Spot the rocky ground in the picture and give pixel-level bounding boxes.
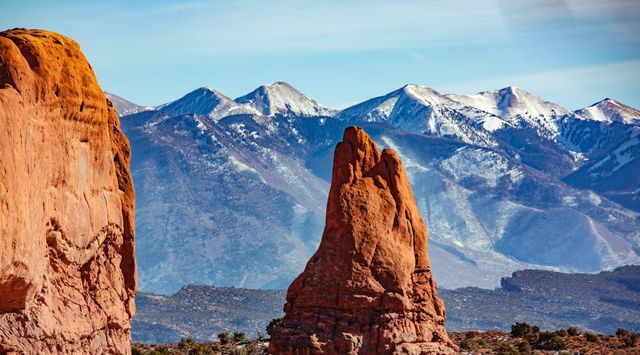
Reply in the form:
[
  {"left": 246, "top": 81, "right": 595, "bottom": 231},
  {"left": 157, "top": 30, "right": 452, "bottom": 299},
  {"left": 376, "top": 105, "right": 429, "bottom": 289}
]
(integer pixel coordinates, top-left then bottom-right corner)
[{"left": 132, "top": 327, "right": 640, "bottom": 354}]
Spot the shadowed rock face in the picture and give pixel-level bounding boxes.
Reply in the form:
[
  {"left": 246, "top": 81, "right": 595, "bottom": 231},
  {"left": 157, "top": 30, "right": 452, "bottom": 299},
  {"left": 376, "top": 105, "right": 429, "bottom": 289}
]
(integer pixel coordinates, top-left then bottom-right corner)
[
  {"left": 0, "top": 29, "right": 136, "bottom": 354},
  {"left": 269, "top": 127, "right": 456, "bottom": 354}
]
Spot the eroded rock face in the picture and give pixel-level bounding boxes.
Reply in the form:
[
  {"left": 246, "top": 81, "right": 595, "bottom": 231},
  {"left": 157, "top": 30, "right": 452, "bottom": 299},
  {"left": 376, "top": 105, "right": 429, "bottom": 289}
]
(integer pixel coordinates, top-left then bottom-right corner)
[
  {"left": 0, "top": 29, "right": 136, "bottom": 354},
  {"left": 269, "top": 127, "right": 457, "bottom": 354}
]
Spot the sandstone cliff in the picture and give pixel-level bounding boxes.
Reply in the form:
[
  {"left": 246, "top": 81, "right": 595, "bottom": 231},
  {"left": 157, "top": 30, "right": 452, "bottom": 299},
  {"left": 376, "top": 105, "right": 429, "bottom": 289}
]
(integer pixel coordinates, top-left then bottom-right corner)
[
  {"left": 0, "top": 28, "right": 136, "bottom": 354},
  {"left": 269, "top": 127, "right": 456, "bottom": 354}
]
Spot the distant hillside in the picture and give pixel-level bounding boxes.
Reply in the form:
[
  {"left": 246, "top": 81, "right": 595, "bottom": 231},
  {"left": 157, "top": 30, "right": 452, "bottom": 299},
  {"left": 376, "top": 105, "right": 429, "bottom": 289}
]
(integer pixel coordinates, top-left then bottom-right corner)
[
  {"left": 442, "top": 265, "right": 640, "bottom": 333},
  {"left": 133, "top": 286, "right": 285, "bottom": 343},
  {"left": 132, "top": 266, "right": 640, "bottom": 343}
]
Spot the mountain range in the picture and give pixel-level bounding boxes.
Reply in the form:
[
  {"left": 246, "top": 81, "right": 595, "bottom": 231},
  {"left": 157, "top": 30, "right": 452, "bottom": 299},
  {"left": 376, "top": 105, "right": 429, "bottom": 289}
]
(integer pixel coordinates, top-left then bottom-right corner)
[{"left": 111, "top": 82, "right": 640, "bottom": 294}]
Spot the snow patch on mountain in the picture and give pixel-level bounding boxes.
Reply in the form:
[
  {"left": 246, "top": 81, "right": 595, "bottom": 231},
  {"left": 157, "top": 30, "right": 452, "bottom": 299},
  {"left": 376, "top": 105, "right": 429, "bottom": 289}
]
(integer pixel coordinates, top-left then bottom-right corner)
[
  {"left": 449, "top": 86, "right": 570, "bottom": 139},
  {"left": 575, "top": 98, "right": 640, "bottom": 125},
  {"left": 379, "top": 136, "right": 429, "bottom": 174},
  {"left": 337, "top": 84, "right": 508, "bottom": 147},
  {"left": 440, "top": 147, "right": 524, "bottom": 188},
  {"left": 235, "top": 81, "right": 337, "bottom": 117},
  {"left": 159, "top": 87, "right": 258, "bottom": 120}
]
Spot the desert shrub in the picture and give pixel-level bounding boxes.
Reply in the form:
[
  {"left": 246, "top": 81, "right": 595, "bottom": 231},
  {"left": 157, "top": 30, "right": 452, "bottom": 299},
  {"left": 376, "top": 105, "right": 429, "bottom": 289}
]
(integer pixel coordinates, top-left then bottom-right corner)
[
  {"left": 496, "top": 342, "right": 520, "bottom": 355},
  {"left": 567, "top": 326, "right": 579, "bottom": 336},
  {"left": 465, "top": 331, "right": 481, "bottom": 338},
  {"left": 511, "top": 323, "right": 541, "bottom": 343},
  {"left": 584, "top": 332, "right": 598, "bottom": 342},
  {"left": 616, "top": 328, "right": 630, "bottom": 337},
  {"left": 218, "top": 332, "right": 231, "bottom": 345},
  {"left": 266, "top": 318, "right": 282, "bottom": 337},
  {"left": 148, "top": 347, "right": 171, "bottom": 355},
  {"left": 233, "top": 331, "right": 246, "bottom": 341},
  {"left": 554, "top": 329, "right": 568, "bottom": 337},
  {"left": 230, "top": 348, "right": 248, "bottom": 355},
  {"left": 511, "top": 322, "right": 533, "bottom": 337},
  {"left": 189, "top": 342, "right": 218, "bottom": 355},
  {"left": 516, "top": 340, "right": 533, "bottom": 354},
  {"left": 535, "top": 332, "right": 566, "bottom": 350},
  {"left": 243, "top": 341, "right": 267, "bottom": 354},
  {"left": 131, "top": 348, "right": 144, "bottom": 355},
  {"left": 459, "top": 337, "right": 480, "bottom": 351},
  {"left": 624, "top": 333, "right": 640, "bottom": 347},
  {"left": 179, "top": 337, "right": 198, "bottom": 349}
]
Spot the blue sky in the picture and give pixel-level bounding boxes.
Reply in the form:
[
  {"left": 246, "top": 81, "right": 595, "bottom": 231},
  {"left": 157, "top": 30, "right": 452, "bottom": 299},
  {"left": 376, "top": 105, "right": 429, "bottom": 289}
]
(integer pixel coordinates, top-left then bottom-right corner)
[{"left": 2, "top": 0, "right": 639, "bottom": 109}]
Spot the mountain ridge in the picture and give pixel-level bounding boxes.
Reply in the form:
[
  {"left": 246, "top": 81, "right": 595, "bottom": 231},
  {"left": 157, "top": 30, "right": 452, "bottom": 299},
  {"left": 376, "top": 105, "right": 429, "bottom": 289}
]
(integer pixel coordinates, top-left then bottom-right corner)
[{"left": 114, "top": 83, "right": 640, "bottom": 294}]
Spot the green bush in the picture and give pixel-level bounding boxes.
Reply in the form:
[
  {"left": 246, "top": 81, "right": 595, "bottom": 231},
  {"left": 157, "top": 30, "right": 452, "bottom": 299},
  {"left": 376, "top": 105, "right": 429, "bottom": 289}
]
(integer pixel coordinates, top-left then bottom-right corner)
[
  {"left": 496, "top": 342, "right": 519, "bottom": 355},
  {"left": 459, "top": 337, "right": 480, "bottom": 351},
  {"left": 554, "top": 329, "right": 568, "bottom": 337},
  {"left": 511, "top": 322, "right": 534, "bottom": 337},
  {"left": 218, "top": 332, "right": 231, "bottom": 345},
  {"left": 148, "top": 347, "right": 171, "bottom": 355},
  {"left": 567, "top": 326, "right": 579, "bottom": 336},
  {"left": 511, "top": 322, "right": 541, "bottom": 343},
  {"left": 179, "top": 337, "right": 198, "bottom": 349},
  {"left": 616, "top": 328, "right": 630, "bottom": 337},
  {"left": 624, "top": 333, "right": 640, "bottom": 347},
  {"left": 516, "top": 340, "right": 533, "bottom": 354},
  {"left": 233, "top": 331, "right": 246, "bottom": 342},
  {"left": 584, "top": 332, "right": 598, "bottom": 342},
  {"left": 189, "top": 342, "right": 218, "bottom": 355},
  {"left": 535, "top": 332, "right": 566, "bottom": 350},
  {"left": 266, "top": 318, "right": 282, "bottom": 337}
]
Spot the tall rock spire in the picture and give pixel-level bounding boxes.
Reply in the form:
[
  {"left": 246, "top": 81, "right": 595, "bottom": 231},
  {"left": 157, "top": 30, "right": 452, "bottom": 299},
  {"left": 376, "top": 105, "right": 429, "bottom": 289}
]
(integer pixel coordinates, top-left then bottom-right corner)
[{"left": 269, "top": 127, "right": 456, "bottom": 354}]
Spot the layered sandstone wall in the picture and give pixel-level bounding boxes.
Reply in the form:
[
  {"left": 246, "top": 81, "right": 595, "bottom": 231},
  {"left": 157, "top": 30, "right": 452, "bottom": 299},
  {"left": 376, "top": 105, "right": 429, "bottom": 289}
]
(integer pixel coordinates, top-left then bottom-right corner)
[{"left": 0, "top": 28, "right": 136, "bottom": 354}]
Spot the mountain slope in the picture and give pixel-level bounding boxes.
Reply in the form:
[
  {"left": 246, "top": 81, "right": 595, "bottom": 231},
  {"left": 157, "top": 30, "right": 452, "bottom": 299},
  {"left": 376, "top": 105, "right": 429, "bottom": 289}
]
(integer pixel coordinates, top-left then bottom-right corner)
[
  {"left": 448, "top": 86, "right": 571, "bottom": 140},
  {"left": 235, "top": 81, "right": 336, "bottom": 117},
  {"left": 336, "top": 84, "right": 507, "bottom": 148},
  {"left": 576, "top": 98, "right": 640, "bottom": 125},
  {"left": 119, "top": 84, "right": 640, "bottom": 295},
  {"left": 106, "top": 92, "right": 152, "bottom": 116},
  {"left": 158, "top": 87, "right": 257, "bottom": 120}
]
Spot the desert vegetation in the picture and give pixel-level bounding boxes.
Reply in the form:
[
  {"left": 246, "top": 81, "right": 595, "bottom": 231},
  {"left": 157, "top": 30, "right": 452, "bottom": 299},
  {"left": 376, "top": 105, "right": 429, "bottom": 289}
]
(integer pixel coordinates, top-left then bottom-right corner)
[{"left": 131, "top": 323, "right": 640, "bottom": 354}]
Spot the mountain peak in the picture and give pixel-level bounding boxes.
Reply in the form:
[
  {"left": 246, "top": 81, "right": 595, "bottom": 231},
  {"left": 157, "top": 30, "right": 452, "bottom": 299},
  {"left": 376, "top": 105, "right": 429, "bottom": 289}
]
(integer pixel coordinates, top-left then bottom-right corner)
[
  {"left": 576, "top": 98, "right": 640, "bottom": 125},
  {"left": 235, "top": 82, "right": 336, "bottom": 117},
  {"left": 158, "top": 87, "right": 256, "bottom": 119},
  {"left": 393, "top": 84, "right": 450, "bottom": 106},
  {"left": 105, "top": 92, "right": 153, "bottom": 117},
  {"left": 267, "top": 81, "right": 296, "bottom": 89}
]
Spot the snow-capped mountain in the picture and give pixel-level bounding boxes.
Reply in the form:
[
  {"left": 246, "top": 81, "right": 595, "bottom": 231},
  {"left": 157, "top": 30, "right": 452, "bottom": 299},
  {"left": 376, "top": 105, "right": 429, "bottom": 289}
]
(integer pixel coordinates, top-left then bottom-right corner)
[
  {"left": 575, "top": 98, "right": 640, "bottom": 125},
  {"left": 336, "top": 84, "right": 508, "bottom": 147},
  {"left": 158, "top": 87, "right": 258, "bottom": 120},
  {"left": 106, "top": 92, "right": 153, "bottom": 116},
  {"left": 448, "top": 86, "right": 571, "bottom": 140},
  {"left": 116, "top": 83, "right": 640, "bottom": 295},
  {"left": 235, "top": 81, "right": 337, "bottom": 117}
]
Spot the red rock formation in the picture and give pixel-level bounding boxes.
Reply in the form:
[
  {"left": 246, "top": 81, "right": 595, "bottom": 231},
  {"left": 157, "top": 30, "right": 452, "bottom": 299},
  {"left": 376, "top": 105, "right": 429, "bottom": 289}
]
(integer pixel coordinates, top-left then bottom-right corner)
[
  {"left": 269, "top": 127, "right": 456, "bottom": 354},
  {"left": 0, "top": 29, "right": 136, "bottom": 354}
]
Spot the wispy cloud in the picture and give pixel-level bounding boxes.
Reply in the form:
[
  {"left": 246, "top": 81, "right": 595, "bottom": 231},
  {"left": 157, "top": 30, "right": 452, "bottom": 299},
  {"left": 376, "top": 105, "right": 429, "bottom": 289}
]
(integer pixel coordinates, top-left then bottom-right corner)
[
  {"left": 2, "top": 0, "right": 638, "bottom": 108},
  {"left": 96, "top": 0, "right": 639, "bottom": 56}
]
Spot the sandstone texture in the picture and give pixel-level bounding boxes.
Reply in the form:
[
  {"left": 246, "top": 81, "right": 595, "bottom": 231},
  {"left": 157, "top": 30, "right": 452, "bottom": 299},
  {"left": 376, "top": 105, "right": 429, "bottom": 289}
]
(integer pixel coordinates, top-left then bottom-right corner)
[
  {"left": 269, "top": 127, "right": 456, "bottom": 354},
  {"left": 0, "top": 29, "right": 136, "bottom": 354}
]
